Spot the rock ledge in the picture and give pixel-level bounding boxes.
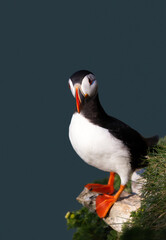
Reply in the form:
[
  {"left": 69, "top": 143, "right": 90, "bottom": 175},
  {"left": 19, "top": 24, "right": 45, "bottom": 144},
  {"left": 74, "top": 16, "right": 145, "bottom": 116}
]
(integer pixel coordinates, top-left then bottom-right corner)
[
  {"left": 77, "top": 188, "right": 141, "bottom": 232},
  {"left": 77, "top": 170, "right": 145, "bottom": 232}
]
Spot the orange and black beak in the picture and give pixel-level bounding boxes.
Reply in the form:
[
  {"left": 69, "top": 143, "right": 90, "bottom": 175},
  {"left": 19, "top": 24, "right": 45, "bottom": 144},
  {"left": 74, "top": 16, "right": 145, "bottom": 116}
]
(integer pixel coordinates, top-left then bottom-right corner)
[
  {"left": 75, "top": 86, "right": 88, "bottom": 113},
  {"left": 75, "top": 87, "right": 82, "bottom": 113}
]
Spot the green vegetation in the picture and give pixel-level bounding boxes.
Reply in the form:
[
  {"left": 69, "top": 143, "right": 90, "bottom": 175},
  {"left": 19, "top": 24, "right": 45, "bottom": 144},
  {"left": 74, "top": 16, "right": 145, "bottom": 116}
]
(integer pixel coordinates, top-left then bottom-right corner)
[
  {"left": 65, "top": 207, "right": 118, "bottom": 240},
  {"left": 66, "top": 137, "right": 166, "bottom": 240},
  {"left": 122, "top": 137, "right": 166, "bottom": 239}
]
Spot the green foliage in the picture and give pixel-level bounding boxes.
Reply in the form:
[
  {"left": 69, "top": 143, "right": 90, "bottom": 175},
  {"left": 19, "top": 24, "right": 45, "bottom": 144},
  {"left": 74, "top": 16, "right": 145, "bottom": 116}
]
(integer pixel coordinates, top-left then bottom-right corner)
[
  {"left": 121, "top": 137, "right": 166, "bottom": 239},
  {"left": 120, "top": 227, "right": 166, "bottom": 240},
  {"left": 65, "top": 207, "right": 118, "bottom": 240}
]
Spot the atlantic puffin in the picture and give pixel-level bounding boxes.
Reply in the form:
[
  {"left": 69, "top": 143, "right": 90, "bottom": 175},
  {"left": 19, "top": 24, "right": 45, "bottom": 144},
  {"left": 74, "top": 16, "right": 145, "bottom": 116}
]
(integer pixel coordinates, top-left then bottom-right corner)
[{"left": 68, "top": 70, "right": 158, "bottom": 218}]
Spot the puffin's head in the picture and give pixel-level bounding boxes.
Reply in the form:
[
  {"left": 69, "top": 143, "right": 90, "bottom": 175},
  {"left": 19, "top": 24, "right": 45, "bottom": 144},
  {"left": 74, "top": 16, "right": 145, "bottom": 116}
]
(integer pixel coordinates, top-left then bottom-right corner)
[{"left": 68, "top": 70, "right": 98, "bottom": 113}]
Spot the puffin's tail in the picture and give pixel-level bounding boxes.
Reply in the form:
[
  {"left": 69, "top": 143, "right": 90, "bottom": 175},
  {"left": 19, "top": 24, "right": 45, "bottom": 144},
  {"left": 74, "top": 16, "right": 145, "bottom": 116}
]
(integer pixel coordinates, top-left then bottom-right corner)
[{"left": 145, "top": 135, "right": 159, "bottom": 147}]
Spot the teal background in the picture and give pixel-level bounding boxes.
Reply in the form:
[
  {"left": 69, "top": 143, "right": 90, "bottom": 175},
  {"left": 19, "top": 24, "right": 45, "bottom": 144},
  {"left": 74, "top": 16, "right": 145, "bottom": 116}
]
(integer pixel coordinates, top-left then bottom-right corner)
[{"left": 0, "top": 1, "right": 166, "bottom": 239}]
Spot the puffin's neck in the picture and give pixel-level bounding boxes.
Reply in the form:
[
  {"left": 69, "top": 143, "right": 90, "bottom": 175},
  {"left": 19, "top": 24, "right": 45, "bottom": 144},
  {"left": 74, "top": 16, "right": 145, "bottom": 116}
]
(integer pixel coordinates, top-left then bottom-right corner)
[{"left": 80, "top": 94, "right": 108, "bottom": 122}]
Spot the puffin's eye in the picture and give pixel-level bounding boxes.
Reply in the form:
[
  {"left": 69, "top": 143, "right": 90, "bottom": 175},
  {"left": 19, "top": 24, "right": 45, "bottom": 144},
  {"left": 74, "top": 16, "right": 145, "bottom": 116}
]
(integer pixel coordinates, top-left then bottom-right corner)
[{"left": 88, "top": 78, "right": 93, "bottom": 85}]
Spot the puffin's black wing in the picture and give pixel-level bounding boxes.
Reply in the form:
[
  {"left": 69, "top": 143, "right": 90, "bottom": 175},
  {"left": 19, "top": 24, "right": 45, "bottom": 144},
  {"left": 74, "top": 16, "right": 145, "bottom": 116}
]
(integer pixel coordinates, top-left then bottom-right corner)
[
  {"left": 106, "top": 116, "right": 148, "bottom": 170},
  {"left": 82, "top": 94, "right": 158, "bottom": 170}
]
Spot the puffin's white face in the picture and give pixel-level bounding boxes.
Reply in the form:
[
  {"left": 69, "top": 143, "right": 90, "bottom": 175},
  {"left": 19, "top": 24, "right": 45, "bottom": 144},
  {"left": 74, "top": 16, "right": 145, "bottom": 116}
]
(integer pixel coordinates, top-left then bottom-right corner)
[
  {"left": 68, "top": 73, "right": 98, "bottom": 98},
  {"left": 68, "top": 72, "right": 98, "bottom": 113}
]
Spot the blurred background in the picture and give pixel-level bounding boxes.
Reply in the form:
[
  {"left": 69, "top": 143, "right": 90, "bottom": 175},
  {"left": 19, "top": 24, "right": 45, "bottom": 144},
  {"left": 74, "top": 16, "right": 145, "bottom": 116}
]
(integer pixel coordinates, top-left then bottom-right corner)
[{"left": 0, "top": 1, "right": 166, "bottom": 239}]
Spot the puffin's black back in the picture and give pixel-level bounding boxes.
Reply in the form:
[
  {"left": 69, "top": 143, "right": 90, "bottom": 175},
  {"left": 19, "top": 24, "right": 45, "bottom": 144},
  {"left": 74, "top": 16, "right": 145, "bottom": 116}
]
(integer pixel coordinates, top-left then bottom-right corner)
[{"left": 81, "top": 94, "right": 150, "bottom": 170}]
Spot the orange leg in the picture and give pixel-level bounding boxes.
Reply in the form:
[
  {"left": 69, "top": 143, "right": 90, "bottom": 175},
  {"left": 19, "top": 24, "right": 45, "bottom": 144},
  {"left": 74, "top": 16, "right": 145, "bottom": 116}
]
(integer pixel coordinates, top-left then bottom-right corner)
[
  {"left": 85, "top": 172, "right": 115, "bottom": 194},
  {"left": 96, "top": 184, "right": 126, "bottom": 218}
]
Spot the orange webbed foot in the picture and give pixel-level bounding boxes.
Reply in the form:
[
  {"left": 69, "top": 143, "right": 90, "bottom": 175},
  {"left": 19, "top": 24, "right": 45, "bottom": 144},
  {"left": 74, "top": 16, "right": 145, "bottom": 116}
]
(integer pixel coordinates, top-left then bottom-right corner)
[
  {"left": 85, "top": 172, "right": 115, "bottom": 195},
  {"left": 96, "top": 184, "right": 126, "bottom": 218},
  {"left": 85, "top": 183, "right": 114, "bottom": 194},
  {"left": 96, "top": 194, "right": 116, "bottom": 218}
]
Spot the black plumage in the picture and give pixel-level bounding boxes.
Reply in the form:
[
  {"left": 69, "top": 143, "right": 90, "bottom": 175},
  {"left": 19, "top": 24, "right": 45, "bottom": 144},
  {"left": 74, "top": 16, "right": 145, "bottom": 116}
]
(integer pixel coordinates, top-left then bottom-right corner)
[{"left": 81, "top": 93, "right": 158, "bottom": 170}]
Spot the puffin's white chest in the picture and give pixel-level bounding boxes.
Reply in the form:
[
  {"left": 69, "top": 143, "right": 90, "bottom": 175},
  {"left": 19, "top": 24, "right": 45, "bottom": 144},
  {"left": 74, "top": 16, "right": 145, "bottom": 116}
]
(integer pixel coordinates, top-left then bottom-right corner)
[{"left": 69, "top": 113, "right": 130, "bottom": 173}]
